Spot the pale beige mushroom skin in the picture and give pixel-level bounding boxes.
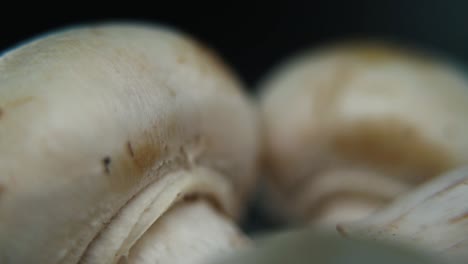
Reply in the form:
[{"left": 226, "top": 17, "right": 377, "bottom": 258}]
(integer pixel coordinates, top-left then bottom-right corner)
[
  {"left": 213, "top": 229, "right": 447, "bottom": 264},
  {"left": 259, "top": 42, "right": 468, "bottom": 227},
  {"left": 337, "top": 166, "right": 468, "bottom": 262},
  {"left": 0, "top": 23, "right": 259, "bottom": 263},
  {"left": 127, "top": 200, "right": 248, "bottom": 264}
]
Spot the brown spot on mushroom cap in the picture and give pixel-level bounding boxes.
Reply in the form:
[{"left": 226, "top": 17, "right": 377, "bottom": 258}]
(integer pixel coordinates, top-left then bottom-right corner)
[
  {"left": 336, "top": 224, "right": 348, "bottom": 238},
  {"left": 349, "top": 45, "right": 410, "bottom": 64},
  {"left": 0, "top": 96, "right": 35, "bottom": 121},
  {"left": 126, "top": 141, "right": 134, "bottom": 158},
  {"left": 449, "top": 212, "right": 468, "bottom": 224},
  {"left": 128, "top": 138, "right": 161, "bottom": 172},
  {"left": 387, "top": 210, "right": 410, "bottom": 229},
  {"left": 168, "top": 88, "right": 176, "bottom": 97},
  {"left": 327, "top": 42, "right": 433, "bottom": 67},
  {"left": 100, "top": 135, "right": 164, "bottom": 192},
  {"left": 177, "top": 56, "right": 186, "bottom": 64},
  {"left": 102, "top": 157, "right": 111, "bottom": 174},
  {"left": 5, "top": 96, "right": 34, "bottom": 109},
  {"left": 331, "top": 118, "right": 454, "bottom": 184}
]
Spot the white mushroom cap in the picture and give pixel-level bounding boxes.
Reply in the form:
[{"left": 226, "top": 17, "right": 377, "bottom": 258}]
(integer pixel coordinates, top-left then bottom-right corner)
[
  {"left": 259, "top": 42, "right": 468, "bottom": 226},
  {"left": 0, "top": 23, "right": 259, "bottom": 263}
]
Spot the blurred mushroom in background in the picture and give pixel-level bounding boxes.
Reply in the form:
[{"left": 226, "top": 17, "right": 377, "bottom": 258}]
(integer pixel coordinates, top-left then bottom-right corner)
[{"left": 258, "top": 41, "right": 468, "bottom": 228}]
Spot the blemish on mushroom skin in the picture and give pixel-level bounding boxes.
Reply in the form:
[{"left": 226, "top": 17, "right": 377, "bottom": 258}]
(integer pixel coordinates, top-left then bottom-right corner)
[
  {"left": 168, "top": 88, "right": 176, "bottom": 97},
  {"left": 449, "top": 211, "right": 468, "bottom": 224},
  {"left": 102, "top": 156, "right": 111, "bottom": 174},
  {"left": 331, "top": 118, "right": 454, "bottom": 184},
  {"left": 107, "top": 134, "right": 165, "bottom": 191},
  {"left": 135, "top": 51, "right": 156, "bottom": 74},
  {"left": 330, "top": 43, "right": 433, "bottom": 67},
  {"left": 112, "top": 47, "right": 152, "bottom": 75},
  {"left": 350, "top": 46, "right": 405, "bottom": 64},
  {"left": 108, "top": 141, "right": 159, "bottom": 191},
  {"left": 130, "top": 141, "right": 161, "bottom": 171},
  {"left": 0, "top": 96, "right": 35, "bottom": 120},
  {"left": 387, "top": 212, "right": 409, "bottom": 228},
  {"left": 0, "top": 184, "right": 5, "bottom": 197},
  {"left": 177, "top": 56, "right": 187, "bottom": 64},
  {"left": 3, "top": 96, "right": 34, "bottom": 109},
  {"left": 336, "top": 224, "right": 348, "bottom": 238},
  {"left": 432, "top": 177, "right": 468, "bottom": 198},
  {"left": 126, "top": 141, "right": 134, "bottom": 158}
]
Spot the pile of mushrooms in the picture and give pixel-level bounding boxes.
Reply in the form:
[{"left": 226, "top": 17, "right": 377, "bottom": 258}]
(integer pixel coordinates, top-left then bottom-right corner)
[{"left": 1, "top": 22, "right": 468, "bottom": 264}]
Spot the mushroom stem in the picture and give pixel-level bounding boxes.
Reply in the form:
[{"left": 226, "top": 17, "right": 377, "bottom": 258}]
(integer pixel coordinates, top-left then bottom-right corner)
[{"left": 127, "top": 200, "right": 248, "bottom": 264}]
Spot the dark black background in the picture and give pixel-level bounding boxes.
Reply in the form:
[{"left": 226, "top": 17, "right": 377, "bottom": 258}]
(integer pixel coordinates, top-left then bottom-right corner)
[{"left": 1, "top": 0, "right": 468, "bottom": 92}]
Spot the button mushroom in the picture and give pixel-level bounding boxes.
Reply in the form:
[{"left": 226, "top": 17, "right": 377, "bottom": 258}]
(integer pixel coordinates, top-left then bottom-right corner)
[
  {"left": 337, "top": 166, "right": 468, "bottom": 262},
  {"left": 0, "top": 23, "right": 259, "bottom": 264},
  {"left": 259, "top": 42, "right": 468, "bottom": 227},
  {"left": 213, "top": 229, "right": 448, "bottom": 264}
]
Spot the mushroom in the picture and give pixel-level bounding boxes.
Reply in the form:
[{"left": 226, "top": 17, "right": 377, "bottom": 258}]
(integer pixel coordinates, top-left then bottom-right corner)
[
  {"left": 337, "top": 166, "right": 468, "bottom": 262},
  {"left": 0, "top": 23, "right": 259, "bottom": 264},
  {"left": 213, "top": 229, "right": 448, "bottom": 264},
  {"left": 258, "top": 42, "right": 468, "bottom": 227}
]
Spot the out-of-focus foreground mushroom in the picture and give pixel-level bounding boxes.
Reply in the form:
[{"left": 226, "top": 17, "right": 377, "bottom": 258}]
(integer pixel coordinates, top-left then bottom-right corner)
[
  {"left": 259, "top": 42, "right": 468, "bottom": 227},
  {"left": 211, "top": 229, "right": 449, "bottom": 264},
  {"left": 0, "top": 23, "right": 259, "bottom": 264}
]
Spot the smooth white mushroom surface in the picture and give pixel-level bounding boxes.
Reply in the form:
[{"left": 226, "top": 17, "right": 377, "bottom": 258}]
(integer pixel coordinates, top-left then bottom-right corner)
[
  {"left": 0, "top": 23, "right": 259, "bottom": 264},
  {"left": 213, "top": 229, "right": 448, "bottom": 264},
  {"left": 259, "top": 42, "right": 468, "bottom": 227},
  {"left": 127, "top": 200, "right": 247, "bottom": 264}
]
